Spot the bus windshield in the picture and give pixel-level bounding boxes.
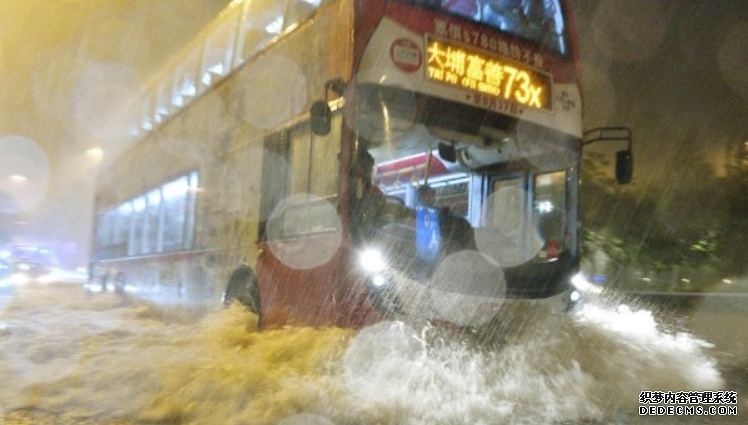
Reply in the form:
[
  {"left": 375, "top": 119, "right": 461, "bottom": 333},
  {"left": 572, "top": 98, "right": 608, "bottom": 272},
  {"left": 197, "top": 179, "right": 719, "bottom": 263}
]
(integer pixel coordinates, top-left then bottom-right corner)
[
  {"left": 400, "top": 0, "right": 568, "bottom": 55},
  {"left": 356, "top": 123, "right": 578, "bottom": 277}
]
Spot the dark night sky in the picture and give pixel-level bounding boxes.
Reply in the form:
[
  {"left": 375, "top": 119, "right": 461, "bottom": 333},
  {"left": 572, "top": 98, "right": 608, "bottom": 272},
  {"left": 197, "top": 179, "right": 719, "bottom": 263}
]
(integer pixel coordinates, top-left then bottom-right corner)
[{"left": 572, "top": 0, "right": 748, "bottom": 184}]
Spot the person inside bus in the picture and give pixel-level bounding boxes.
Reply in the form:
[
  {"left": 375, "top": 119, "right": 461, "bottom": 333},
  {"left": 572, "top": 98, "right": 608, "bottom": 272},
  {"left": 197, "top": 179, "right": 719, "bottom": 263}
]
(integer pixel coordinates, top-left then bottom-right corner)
[
  {"left": 481, "top": 0, "right": 527, "bottom": 33},
  {"left": 417, "top": 185, "right": 474, "bottom": 252},
  {"left": 353, "top": 149, "right": 386, "bottom": 241}
]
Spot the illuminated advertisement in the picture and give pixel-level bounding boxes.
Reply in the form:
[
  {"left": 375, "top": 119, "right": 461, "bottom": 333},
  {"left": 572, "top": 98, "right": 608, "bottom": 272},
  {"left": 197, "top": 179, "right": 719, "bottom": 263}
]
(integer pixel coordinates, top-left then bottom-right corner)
[{"left": 426, "top": 37, "right": 553, "bottom": 111}]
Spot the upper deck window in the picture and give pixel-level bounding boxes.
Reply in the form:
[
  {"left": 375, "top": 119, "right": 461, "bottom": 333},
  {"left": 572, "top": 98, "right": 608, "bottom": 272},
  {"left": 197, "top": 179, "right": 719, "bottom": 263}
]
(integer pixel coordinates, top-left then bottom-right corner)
[{"left": 403, "top": 0, "right": 567, "bottom": 56}]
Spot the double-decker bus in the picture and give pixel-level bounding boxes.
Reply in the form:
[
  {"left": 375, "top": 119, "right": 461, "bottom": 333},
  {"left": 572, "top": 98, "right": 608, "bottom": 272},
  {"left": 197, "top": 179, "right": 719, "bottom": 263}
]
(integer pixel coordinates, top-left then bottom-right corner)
[{"left": 91, "top": 0, "right": 630, "bottom": 328}]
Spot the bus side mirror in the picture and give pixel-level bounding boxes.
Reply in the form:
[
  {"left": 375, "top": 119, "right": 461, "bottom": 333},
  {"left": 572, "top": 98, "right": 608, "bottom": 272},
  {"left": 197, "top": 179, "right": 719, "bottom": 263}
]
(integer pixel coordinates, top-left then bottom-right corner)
[
  {"left": 310, "top": 101, "right": 331, "bottom": 136},
  {"left": 438, "top": 142, "right": 457, "bottom": 163},
  {"left": 583, "top": 127, "right": 634, "bottom": 184},
  {"left": 616, "top": 150, "right": 633, "bottom": 184}
]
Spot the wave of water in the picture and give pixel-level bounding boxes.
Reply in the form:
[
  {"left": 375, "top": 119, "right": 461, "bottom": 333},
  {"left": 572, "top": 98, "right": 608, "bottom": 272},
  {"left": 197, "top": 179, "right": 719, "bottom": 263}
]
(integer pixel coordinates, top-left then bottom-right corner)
[{"left": 0, "top": 285, "right": 730, "bottom": 424}]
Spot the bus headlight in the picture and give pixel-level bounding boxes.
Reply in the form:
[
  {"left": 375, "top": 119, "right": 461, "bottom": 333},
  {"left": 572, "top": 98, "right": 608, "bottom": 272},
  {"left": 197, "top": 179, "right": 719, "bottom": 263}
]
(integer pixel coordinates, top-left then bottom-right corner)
[
  {"left": 359, "top": 249, "right": 387, "bottom": 274},
  {"left": 570, "top": 290, "right": 581, "bottom": 302},
  {"left": 566, "top": 289, "right": 582, "bottom": 311}
]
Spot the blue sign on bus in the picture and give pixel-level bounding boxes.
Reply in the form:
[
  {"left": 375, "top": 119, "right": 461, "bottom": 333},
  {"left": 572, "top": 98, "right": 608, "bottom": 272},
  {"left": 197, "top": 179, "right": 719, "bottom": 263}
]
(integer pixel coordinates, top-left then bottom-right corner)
[{"left": 416, "top": 206, "right": 440, "bottom": 262}]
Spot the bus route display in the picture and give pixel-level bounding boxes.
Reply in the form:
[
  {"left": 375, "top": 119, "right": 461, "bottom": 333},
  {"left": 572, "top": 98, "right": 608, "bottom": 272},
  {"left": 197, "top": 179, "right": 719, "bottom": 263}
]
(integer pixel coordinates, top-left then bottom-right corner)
[{"left": 426, "top": 37, "right": 552, "bottom": 111}]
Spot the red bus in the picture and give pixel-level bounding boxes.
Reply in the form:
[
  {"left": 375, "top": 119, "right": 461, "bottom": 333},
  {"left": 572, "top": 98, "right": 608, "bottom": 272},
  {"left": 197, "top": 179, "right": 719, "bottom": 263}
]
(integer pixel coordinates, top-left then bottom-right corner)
[{"left": 91, "top": 0, "right": 630, "bottom": 328}]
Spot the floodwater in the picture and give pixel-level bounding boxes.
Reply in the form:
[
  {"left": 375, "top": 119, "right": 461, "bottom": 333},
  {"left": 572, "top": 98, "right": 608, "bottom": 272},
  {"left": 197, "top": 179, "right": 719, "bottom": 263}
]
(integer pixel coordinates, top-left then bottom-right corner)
[{"left": 0, "top": 282, "right": 745, "bottom": 425}]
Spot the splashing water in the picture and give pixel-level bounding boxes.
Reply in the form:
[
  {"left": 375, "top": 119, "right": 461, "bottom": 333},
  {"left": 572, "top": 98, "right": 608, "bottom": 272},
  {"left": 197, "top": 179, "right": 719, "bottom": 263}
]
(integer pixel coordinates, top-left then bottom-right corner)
[{"left": 0, "top": 284, "right": 730, "bottom": 424}]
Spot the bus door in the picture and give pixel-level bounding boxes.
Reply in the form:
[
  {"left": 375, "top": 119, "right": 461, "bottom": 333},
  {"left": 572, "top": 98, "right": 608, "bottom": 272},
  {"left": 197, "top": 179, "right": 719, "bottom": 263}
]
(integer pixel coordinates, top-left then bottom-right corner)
[
  {"left": 483, "top": 169, "right": 569, "bottom": 267},
  {"left": 254, "top": 114, "right": 347, "bottom": 328}
]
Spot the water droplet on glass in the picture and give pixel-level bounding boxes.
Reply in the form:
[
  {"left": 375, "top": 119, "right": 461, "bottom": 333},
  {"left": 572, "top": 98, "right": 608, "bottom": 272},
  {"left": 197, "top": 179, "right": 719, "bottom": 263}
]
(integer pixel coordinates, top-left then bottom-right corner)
[
  {"left": 429, "top": 251, "right": 506, "bottom": 325},
  {"left": 475, "top": 186, "right": 542, "bottom": 267},
  {"left": 0, "top": 136, "right": 49, "bottom": 213},
  {"left": 266, "top": 194, "right": 342, "bottom": 269}
]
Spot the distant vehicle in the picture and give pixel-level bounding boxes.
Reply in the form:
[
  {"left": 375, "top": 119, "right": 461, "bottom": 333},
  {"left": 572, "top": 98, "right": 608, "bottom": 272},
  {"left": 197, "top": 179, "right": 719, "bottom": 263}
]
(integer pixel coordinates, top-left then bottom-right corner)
[
  {"left": 90, "top": 0, "right": 631, "bottom": 329},
  {"left": 1, "top": 244, "right": 57, "bottom": 285}
]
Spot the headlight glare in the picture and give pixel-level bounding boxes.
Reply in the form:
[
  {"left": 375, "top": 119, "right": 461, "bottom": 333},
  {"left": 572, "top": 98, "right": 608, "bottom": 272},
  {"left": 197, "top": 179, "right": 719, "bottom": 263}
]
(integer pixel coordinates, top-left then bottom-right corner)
[
  {"left": 371, "top": 274, "right": 387, "bottom": 288},
  {"left": 359, "top": 249, "right": 387, "bottom": 274}
]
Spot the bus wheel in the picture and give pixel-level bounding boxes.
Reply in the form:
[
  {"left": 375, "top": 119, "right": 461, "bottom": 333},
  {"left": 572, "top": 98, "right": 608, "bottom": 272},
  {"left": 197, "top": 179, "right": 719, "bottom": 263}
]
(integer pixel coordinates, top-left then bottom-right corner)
[{"left": 224, "top": 266, "right": 262, "bottom": 316}]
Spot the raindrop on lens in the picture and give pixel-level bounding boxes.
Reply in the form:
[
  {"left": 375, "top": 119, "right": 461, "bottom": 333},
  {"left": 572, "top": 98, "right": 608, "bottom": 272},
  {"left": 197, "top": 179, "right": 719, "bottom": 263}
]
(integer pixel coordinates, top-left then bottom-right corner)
[
  {"left": 266, "top": 194, "right": 342, "bottom": 269},
  {"left": 475, "top": 186, "right": 543, "bottom": 267},
  {"left": 429, "top": 251, "right": 506, "bottom": 325},
  {"left": 0, "top": 136, "right": 49, "bottom": 214}
]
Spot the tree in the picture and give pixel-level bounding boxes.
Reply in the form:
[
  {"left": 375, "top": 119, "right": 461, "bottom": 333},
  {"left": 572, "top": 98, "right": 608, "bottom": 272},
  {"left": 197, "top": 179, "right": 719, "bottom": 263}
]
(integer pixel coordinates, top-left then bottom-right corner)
[
  {"left": 719, "top": 139, "right": 748, "bottom": 275},
  {"left": 581, "top": 148, "right": 724, "bottom": 292}
]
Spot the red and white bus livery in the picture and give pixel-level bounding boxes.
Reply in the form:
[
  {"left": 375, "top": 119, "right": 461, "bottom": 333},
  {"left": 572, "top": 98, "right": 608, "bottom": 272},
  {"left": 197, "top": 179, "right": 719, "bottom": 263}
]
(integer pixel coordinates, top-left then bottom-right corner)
[{"left": 91, "top": 0, "right": 629, "bottom": 329}]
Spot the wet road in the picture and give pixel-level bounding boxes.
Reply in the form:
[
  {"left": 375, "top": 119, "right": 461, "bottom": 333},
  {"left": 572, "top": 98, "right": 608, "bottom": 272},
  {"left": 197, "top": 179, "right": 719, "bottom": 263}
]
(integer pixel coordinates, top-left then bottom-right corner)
[
  {"left": 1, "top": 280, "right": 746, "bottom": 424},
  {"left": 3, "top": 408, "right": 140, "bottom": 425}
]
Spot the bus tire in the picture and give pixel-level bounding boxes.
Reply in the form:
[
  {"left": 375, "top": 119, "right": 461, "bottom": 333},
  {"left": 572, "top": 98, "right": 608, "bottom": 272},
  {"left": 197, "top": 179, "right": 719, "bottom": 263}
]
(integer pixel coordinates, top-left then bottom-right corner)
[{"left": 224, "top": 266, "right": 262, "bottom": 318}]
